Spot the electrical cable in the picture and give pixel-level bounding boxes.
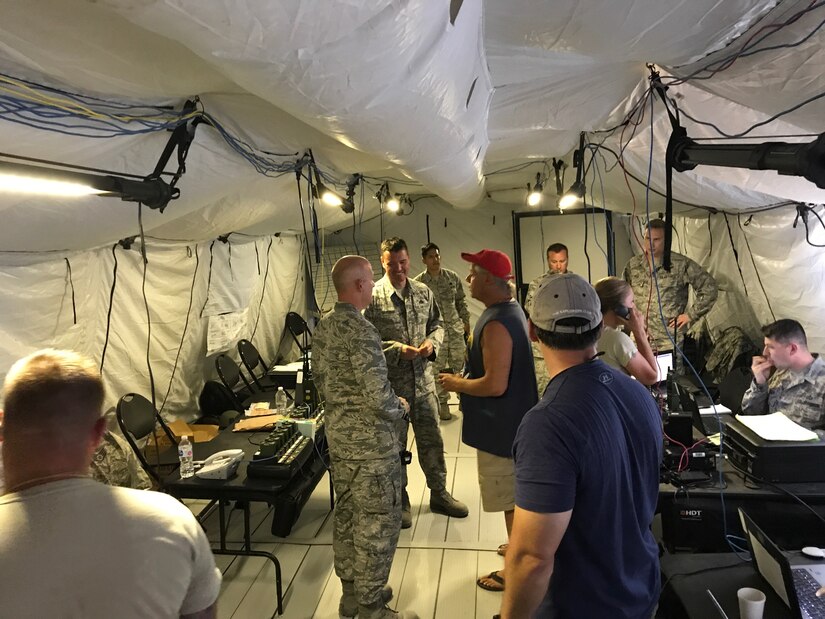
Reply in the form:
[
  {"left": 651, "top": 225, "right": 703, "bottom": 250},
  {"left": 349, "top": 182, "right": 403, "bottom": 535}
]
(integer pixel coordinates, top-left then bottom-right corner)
[
  {"left": 158, "top": 244, "right": 200, "bottom": 415},
  {"left": 250, "top": 237, "right": 274, "bottom": 341},
  {"left": 63, "top": 257, "right": 76, "bottom": 324},
  {"left": 99, "top": 243, "right": 119, "bottom": 374},
  {"left": 722, "top": 214, "right": 750, "bottom": 298},
  {"left": 199, "top": 240, "right": 216, "bottom": 317},
  {"left": 666, "top": 0, "right": 825, "bottom": 84},
  {"left": 795, "top": 204, "right": 825, "bottom": 247},
  {"left": 727, "top": 459, "right": 825, "bottom": 531},
  {"left": 137, "top": 203, "right": 157, "bottom": 409},
  {"left": 735, "top": 215, "right": 776, "bottom": 322}
]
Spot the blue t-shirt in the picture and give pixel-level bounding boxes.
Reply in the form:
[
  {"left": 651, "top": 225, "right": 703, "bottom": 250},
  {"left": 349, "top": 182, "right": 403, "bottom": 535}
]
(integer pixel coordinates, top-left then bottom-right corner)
[{"left": 513, "top": 359, "right": 662, "bottom": 619}]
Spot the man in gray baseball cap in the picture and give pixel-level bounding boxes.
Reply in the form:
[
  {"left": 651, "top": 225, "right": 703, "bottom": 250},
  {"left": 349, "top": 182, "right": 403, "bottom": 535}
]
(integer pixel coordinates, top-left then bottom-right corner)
[{"left": 499, "top": 273, "right": 663, "bottom": 619}]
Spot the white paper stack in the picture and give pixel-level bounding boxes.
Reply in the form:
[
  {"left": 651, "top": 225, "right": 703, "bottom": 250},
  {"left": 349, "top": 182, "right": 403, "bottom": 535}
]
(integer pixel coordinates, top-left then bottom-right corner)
[{"left": 735, "top": 412, "right": 819, "bottom": 442}]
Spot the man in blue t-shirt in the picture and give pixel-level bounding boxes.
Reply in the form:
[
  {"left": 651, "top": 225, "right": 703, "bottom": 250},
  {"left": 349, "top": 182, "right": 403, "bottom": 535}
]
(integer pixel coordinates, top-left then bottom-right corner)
[{"left": 500, "top": 273, "right": 662, "bottom": 619}]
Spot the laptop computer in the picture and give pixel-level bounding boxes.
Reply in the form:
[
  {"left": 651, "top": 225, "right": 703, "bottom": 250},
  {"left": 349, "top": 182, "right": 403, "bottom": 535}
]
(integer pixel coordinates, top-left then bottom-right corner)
[
  {"left": 656, "top": 351, "right": 674, "bottom": 382},
  {"left": 675, "top": 384, "right": 730, "bottom": 436},
  {"left": 740, "top": 508, "right": 825, "bottom": 618}
]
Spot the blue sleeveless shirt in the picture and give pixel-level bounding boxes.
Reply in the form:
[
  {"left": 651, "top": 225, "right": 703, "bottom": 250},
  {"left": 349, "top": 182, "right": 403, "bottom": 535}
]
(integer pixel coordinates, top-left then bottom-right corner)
[{"left": 460, "top": 299, "right": 538, "bottom": 457}]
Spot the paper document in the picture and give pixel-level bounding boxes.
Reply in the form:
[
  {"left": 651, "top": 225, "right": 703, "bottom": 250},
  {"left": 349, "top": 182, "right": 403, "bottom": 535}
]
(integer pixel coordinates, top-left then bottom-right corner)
[
  {"left": 735, "top": 412, "right": 820, "bottom": 442},
  {"left": 233, "top": 414, "right": 285, "bottom": 431},
  {"left": 269, "top": 361, "right": 302, "bottom": 373},
  {"left": 700, "top": 404, "right": 732, "bottom": 416}
]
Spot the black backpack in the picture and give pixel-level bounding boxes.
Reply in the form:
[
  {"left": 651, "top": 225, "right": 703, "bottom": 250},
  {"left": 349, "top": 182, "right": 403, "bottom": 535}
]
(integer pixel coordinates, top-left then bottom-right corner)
[{"left": 198, "top": 380, "right": 242, "bottom": 424}]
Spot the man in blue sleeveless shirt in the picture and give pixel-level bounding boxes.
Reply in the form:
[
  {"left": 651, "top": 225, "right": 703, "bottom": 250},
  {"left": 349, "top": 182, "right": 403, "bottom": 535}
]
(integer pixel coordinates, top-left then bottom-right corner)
[
  {"left": 439, "top": 249, "right": 537, "bottom": 593},
  {"left": 501, "top": 273, "right": 662, "bottom": 619}
]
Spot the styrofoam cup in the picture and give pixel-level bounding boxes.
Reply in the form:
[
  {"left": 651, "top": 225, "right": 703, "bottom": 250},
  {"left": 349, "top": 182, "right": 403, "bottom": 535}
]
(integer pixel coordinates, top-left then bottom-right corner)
[{"left": 737, "top": 587, "right": 766, "bottom": 619}]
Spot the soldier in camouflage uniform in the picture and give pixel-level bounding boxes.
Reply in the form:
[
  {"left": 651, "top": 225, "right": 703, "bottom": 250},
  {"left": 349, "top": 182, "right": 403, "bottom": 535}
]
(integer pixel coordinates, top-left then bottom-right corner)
[
  {"left": 741, "top": 319, "right": 825, "bottom": 435},
  {"left": 365, "top": 237, "right": 469, "bottom": 528},
  {"left": 91, "top": 430, "right": 152, "bottom": 489},
  {"left": 523, "top": 243, "right": 569, "bottom": 397},
  {"left": 622, "top": 219, "right": 717, "bottom": 353},
  {"left": 313, "top": 255, "right": 418, "bottom": 619},
  {"left": 413, "top": 243, "right": 471, "bottom": 420}
]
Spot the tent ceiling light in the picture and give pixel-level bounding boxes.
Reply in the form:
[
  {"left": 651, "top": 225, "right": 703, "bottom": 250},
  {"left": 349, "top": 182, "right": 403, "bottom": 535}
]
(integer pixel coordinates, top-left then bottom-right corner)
[
  {"left": 0, "top": 160, "right": 175, "bottom": 210},
  {"left": 527, "top": 172, "right": 543, "bottom": 206},
  {"left": 313, "top": 180, "right": 344, "bottom": 208},
  {"left": 559, "top": 180, "right": 584, "bottom": 210}
]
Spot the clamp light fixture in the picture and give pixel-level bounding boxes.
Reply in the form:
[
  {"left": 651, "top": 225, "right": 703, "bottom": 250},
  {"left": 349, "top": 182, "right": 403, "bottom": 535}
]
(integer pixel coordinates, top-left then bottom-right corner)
[
  {"left": 340, "top": 174, "right": 361, "bottom": 214},
  {"left": 308, "top": 149, "right": 350, "bottom": 211},
  {"left": 558, "top": 180, "right": 584, "bottom": 210},
  {"left": 0, "top": 159, "right": 175, "bottom": 210},
  {"left": 527, "top": 172, "right": 544, "bottom": 207},
  {"left": 0, "top": 99, "right": 199, "bottom": 213},
  {"left": 312, "top": 177, "right": 344, "bottom": 208},
  {"left": 559, "top": 132, "right": 586, "bottom": 210},
  {"left": 376, "top": 182, "right": 401, "bottom": 212}
]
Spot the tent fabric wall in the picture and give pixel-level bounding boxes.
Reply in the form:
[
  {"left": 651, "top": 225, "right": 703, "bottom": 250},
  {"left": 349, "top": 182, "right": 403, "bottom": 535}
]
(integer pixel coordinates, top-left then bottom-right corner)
[
  {"left": 670, "top": 209, "right": 825, "bottom": 353},
  {"left": 0, "top": 234, "right": 307, "bottom": 420}
]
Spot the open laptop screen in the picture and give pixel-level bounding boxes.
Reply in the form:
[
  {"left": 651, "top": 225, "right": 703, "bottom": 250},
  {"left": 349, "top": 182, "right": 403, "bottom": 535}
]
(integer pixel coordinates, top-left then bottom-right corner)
[{"left": 656, "top": 352, "right": 674, "bottom": 382}]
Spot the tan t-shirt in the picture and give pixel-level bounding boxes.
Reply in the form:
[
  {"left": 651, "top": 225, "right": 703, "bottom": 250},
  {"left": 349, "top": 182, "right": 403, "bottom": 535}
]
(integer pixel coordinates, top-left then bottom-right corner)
[{"left": 597, "top": 326, "right": 638, "bottom": 374}]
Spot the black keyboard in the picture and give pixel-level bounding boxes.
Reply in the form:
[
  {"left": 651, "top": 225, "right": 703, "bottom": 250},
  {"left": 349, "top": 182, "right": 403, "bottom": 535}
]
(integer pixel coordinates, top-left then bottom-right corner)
[
  {"left": 793, "top": 568, "right": 825, "bottom": 618},
  {"left": 247, "top": 424, "right": 314, "bottom": 480}
]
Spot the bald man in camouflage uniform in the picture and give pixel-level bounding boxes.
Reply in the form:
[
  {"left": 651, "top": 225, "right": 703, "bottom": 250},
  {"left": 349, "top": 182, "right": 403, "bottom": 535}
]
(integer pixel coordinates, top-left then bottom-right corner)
[
  {"left": 414, "top": 243, "right": 471, "bottom": 420},
  {"left": 314, "top": 255, "right": 418, "bottom": 619},
  {"left": 524, "top": 243, "right": 570, "bottom": 396},
  {"left": 623, "top": 219, "right": 717, "bottom": 352},
  {"left": 365, "top": 237, "right": 469, "bottom": 529}
]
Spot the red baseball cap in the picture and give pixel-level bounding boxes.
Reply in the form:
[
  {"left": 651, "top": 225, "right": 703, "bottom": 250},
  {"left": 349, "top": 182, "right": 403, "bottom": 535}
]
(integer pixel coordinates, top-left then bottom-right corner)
[{"left": 461, "top": 249, "right": 513, "bottom": 279}]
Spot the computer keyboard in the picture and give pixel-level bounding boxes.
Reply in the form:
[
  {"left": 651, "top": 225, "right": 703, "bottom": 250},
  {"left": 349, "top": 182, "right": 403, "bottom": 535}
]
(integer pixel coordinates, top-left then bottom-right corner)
[
  {"left": 247, "top": 423, "right": 314, "bottom": 479},
  {"left": 793, "top": 568, "right": 825, "bottom": 618}
]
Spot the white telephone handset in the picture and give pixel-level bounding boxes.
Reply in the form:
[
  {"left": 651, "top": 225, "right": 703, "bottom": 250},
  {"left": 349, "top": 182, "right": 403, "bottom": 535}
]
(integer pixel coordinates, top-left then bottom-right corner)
[{"left": 195, "top": 449, "right": 244, "bottom": 480}]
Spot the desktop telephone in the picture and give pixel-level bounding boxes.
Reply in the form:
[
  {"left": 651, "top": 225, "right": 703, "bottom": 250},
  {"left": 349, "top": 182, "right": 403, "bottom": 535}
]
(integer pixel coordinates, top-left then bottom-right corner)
[{"left": 195, "top": 449, "right": 244, "bottom": 480}]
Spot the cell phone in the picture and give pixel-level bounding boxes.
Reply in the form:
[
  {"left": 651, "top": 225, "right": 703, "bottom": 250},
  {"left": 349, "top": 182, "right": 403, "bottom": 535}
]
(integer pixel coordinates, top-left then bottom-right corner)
[
  {"left": 440, "top": 368, "right": 454, "bottom": 374},
  {"left": 614, "top": 305, "right": 631, "bottom": 320}
]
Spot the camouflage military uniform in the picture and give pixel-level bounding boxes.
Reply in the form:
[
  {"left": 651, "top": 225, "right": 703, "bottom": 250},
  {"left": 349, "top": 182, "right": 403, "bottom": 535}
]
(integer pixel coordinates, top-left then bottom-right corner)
[
  {"left": 364, "top": 275, "right": 448, "bottom": 493},
  {"left": 622, "top": 252, "right": 718, "bottom": 353},
  {"left": 414, "top": 268, "right": 470, "bottom": 410},
  {"left": 91, "top": 431, "right": 152, "bottom": 490},
  {"left": 313, "top": 301, "right": 406, "bottom": 607},
  {"left": 524, "top": 271, "right": 553, "bottom": 397},
  {"left": 741, "top": 356, "right": 825, "bottom": 433}
]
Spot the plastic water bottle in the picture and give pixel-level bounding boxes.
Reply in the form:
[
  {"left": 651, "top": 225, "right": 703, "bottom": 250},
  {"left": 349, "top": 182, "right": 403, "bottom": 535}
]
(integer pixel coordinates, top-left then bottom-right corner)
[
  {"left": 275, "top": 386, "right": 288, "bottom": 415},
  {"left": 178, "top": 435, "right": 194, "bottom": 479}
]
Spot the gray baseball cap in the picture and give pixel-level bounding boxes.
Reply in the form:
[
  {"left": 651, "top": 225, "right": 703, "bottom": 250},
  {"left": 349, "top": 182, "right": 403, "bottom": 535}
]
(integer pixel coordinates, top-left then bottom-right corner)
[{"left": 530, "top": 273, "right": 602, "bottom": 334}]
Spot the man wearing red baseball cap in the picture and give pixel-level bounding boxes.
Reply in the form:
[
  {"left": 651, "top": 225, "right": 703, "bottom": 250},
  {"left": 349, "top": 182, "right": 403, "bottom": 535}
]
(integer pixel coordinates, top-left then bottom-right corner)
[{"left": 440, "top": 249, "right": 537, "bottom": 593}]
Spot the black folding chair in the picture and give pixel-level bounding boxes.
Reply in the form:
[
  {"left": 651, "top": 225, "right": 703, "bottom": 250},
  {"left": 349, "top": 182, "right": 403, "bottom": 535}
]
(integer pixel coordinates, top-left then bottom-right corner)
[
  {"left": 237, "top": 339, "right": 281, "bottom": 391},
  {"left": 718, "top": 365, "right": 754, "bottom": 414},
  {"left": 215, "top": 354, "right": 278, "bottom": 410},
  {"left": 285, "top": 312, "right": 311, "bottom": 354},
  {"left": 116, "top": 393, "right": 179, "bottom": 484}
]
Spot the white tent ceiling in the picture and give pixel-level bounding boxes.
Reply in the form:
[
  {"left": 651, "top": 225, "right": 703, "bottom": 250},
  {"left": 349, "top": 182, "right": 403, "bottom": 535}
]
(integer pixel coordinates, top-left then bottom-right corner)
[{"left": 1, "top": 0, "right": 824, "bottom": 251}]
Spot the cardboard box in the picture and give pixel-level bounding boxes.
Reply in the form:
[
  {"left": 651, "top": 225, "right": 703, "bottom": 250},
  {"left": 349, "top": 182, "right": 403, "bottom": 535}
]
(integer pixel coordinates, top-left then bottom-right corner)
[{"left": 167, "top": 420, "right": 219, "bottom": 443}]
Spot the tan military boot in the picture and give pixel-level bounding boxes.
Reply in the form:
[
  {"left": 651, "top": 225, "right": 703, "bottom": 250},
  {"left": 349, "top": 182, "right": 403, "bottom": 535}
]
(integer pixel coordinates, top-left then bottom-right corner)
[
  {"left": 438, "top": 402, "right": 452, "bottom": 420},
  {"left": 358, "top": 601, "right": 418, "bottom": 619},
  {"left": 430, "top": 490, "right": 469, "bottom": 518},
  {"left": 401, "top": 489, "right": 412, "bottom": 529},
  {"left": 339, "top": 581, "right": 394, "bottom": 619}
]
